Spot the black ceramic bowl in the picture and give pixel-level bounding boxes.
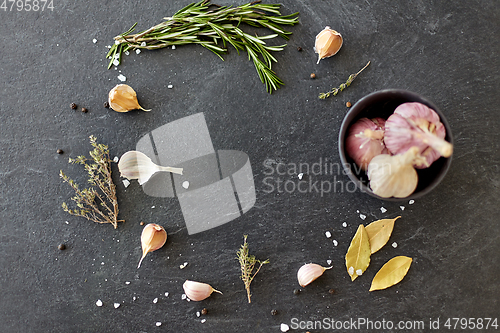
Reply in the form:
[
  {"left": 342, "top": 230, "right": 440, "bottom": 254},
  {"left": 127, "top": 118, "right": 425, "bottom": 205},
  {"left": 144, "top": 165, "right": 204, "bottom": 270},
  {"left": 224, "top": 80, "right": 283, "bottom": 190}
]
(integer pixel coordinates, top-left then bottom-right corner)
[{"left": 339, "top": 89, "right": 453, "bottom": 201}]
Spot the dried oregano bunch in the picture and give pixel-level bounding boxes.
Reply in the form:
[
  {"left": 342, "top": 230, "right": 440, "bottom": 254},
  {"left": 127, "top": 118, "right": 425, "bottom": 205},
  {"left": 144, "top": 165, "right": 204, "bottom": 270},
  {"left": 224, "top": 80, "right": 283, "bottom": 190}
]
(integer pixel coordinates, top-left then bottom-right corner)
[
  {"left": 236, "top": 235, "right": 269, "bottom": 303},
  {"left": 60, "top": 136, "right": 123, "bottom": 229}
]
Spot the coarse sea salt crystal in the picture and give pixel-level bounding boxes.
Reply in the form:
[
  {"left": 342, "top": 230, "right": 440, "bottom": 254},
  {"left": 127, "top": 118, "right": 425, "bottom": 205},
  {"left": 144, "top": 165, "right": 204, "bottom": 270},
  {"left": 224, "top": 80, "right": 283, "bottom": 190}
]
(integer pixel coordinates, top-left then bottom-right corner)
[
  {"left": 167, "top": 84, "right": 174, "bottom": 89},
  {"left": 156, "top": 322, "right": 162, "bottom": 327},
  {"left": 356, "top": 269, "right": 363, "bottom": 276},
  {"left": 380, "top": 207, "right": 387, "bottom": 213},
  {"left": 348, "top": 267, "right": 354, "bottom": 275},
  {"left": 136, "top": 49, "right": 141, "bottom": 54},
  {"left": 201, "top": 319, "right": 206, "bottom": 323},
  {"left": 172, "top": 45, "right": 176, "bottom": 50},
  {"left": 298, "top": 173, "right": 303, "bottom": 180},
  {"left": 326, "top": 259, "right": 332, "bottom": 265},
  {"left": 332, "top": 240, "right": 338, "bottom": 247},
  {"left": 117, "top": 74, "right": 126, "bottom": 82},
  {"left": 124, "top": 50, "right": 129, "bottom": 56},
  {"left": 96, "top": 299, "right": 103, "bottom": 307},
  {"left": 325, "top": 231, "right": 331, "bottom": 238},
  {"left": 113, "top": 156, "right": 119, "bottom": 163},
  {"left": 342, "top": 222, "right": 347, "bottom": 228},
  {"left": 153, "top": 298, "right": 158, "bottom": 304},
  {"left": 181, "top": 294, "right": 187, "bottom": 300},
  {"left": 165, "top": 292, "right": 169, "bottom": 297},
  {"left": 359, "top": 214, "right": 366, "bottom": 220},
  {"left": 280, "top": 323, "right": 290, "bottom": 332},
  {"left": 93, "top": 38, "right": 97, "bottom": 44},
  {"left": 196, "top": 311, "right": 200, "bottom": 317},
  {"left": 182, "top": 181, "right": 189, "bottom": 189},
  {"left": 141, "top": 42, "right": 146, "bottom": 47},
  {"left": 125, "top": 281, "right": 130, "bottom": 285},
  {"left": 392, "top": 242, "right": 398, "bottom": 248},
  {"left": 113, "top": 59, "right": 120, "bottom": 67},
  {"left": 409, "top": 200, "right": 415, "bottom": 204},
  {"left": 115, "top": 40, "right": 120, "bottom": 45},
  {"left": 400, "top": 206, "right": 405, "bottom": 211},
  {"left": 114, "top": 303, "right": 120, "bottom": 309},
  {"left": 123, "top": 179, "right": 130, "bottom": 188}
]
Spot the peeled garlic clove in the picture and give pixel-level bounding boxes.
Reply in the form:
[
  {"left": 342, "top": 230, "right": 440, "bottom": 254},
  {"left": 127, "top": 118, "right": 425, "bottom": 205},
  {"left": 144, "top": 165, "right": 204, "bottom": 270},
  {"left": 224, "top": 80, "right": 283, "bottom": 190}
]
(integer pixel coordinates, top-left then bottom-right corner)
[
  {"left": 182, "top": 280, "right": 222, "bottom": 301},
  {"left": 118, "top": 151, "right": 183, "bottom": 185},
  {"left": 108, "top": 84, "right": 151, "bottom": 113},
  {"left": 297, "top": 263, "right": 332, "bottom": 287},
  {"left": 138, "top": 223, "right": 167, "bottom": 269},
  {"left": 367, "top": 147, "right": 426, "bottom": 198},
  {"left": 315, "top": 26, "right": 343, "bottom": 64}
]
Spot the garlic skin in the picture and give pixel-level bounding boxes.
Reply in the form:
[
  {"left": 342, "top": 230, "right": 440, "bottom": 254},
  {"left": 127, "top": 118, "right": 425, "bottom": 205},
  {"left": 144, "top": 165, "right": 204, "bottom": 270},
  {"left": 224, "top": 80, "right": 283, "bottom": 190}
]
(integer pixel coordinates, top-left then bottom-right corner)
[
  {"left": 108, "top": 84, "right": 151, "bottom": 113},
  {"left": 314, "top": 27, "right": 343, "bottom": 64},
  {"left": 367, "top": 147, "right": 427, "bottom": 198},
  {"left": 384, "top": 102, "right": 453, "bottom": 168},
  {"left": 297, "top": 263, "right": 332, "bottom": 287},
  {"left": 182, "top": 280, "right": 222, "bottom": 301},
  {"left": 346, "top": 117, "right": 388, "bottom": 171},
  {"left": 118, "top": 151, "right": 183, "bottom": 185},
  {"left": 138, "top": 223, "right": 167, "bottom": 269}
]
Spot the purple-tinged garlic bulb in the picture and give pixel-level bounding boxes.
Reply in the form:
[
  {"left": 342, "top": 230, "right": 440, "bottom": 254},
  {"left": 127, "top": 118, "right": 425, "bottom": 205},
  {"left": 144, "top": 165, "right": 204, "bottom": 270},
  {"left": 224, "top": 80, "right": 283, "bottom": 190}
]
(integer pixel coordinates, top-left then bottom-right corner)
[
  {"left": 384, "top": 102, "right": 453, "bottom": 168},
  {"left": 346, "top": 117, "right": 389, "bottom": 171}
]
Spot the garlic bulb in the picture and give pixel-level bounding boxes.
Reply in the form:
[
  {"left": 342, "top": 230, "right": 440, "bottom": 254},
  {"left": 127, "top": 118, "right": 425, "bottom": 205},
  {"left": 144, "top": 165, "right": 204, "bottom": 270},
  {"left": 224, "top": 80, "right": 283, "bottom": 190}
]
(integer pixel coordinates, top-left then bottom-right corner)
[
  {"left": 367, "top": 147, "right": 427, "bottom": 198},
  {"left": 384, "top": 102, "right": 453, "bottom": 168},
  {"left": 118, "top": 151, "right": 183, "bottom": 185},
  {"left": 346, "top": 117, "right": 388, "bottom": 171},
  {"left": 297, "top": 263, "right": 332, "bottom": 287},
  {"left": 314, "top": 27, "right": 343, "bottom": 64},
  {"left": 108, "top": 84, "right": 151, "bottom": 113},
  {"left": 138, "top": 223, "right": 167, "bottom": 269},
  {"left": 182, "top": 280, "right": 222, "bottom": 301}
]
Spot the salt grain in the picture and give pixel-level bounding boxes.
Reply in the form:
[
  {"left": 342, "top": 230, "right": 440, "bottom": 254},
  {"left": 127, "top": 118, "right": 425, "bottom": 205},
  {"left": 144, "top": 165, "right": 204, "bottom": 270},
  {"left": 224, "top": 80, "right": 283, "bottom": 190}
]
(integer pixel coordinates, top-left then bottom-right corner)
[
  {"left": 124, "top": 50, "right": 129, "bottom": 55},
  {"left": 172, "top": 45, "right": 176, "bottom": 50},
  {"left": 359, "top": 214, "right": 366, "bottom": 220},
  {"left": 136, "top": 49, "right": 141, "bottom": 54},
  {"left": 280, "top": 323, "right": 290, "bottom": 332},
  {"left": 117, "top": 74, "right": 126, "bottom": 82},
  {"left": 182, "top": 181, "right": 189, "bottom": 189},
  {"left": 400, "top": 206, "right": 405, "bottom": 211},
  {"left": 96, "top": 299, "right": 103, "bottom": 307},
  {"left": 141, "top": 42, "right": 146, "bottom": 47},
  {"left": 332, "top": 240, "right": 338, "bottom": 247},
  {"left": 122, "top": 179, "right": 130, "bottom": 188},
  {"left": 125, "top": 281, "right": 130, "bottom": 285},
  {"left": 298, "top": 173, "right": 303, "bottom": 180},
  {"left": 156, "top": 322, "right": 162, "bottom": 327},
  {"left": 113, "top": 59, "right": 120, "bottom": 67},
  {"left": 342, "top": 222, "right": 347, "bottom": 228},
  {"left": 326, "top": 259, "right": 332, "bottom": 265},
  {"left": 115, "top": 40, "right": 120, "bottom": 45},
  {"left": 325, "top": 231, "right": 331, "bottom": 238},
  {"left": 201, "top": 319, "right": 206, "bottom": 323},
  {"left": 164, "top": 292, "right": 169, "bottom": 297},
  {"left": 106, "top": 45, "right": 111, "bottom": 49},
  {"left": 114, "top": 303, "right": 120, "bottom": 309},
  {"left": 152, "top": 206, "right": 155, "bottom": 209},
  {"left": 392, "top": 242, "right": 398, "bottom": 248},
  {"left": 356, "top": 269, "right": 363, "bottom": 276},
  {"left": 92, "top": 38, "right": 97, "bottom": 44},
  {"left": 167, "top": 84, "right": 174, "bottom": 89},
  {"left": 181, "top": 294, "right": 187, "bottom": 300},
  {"left": 180, "top": 262, "right": 188, "bottom": 269},
  {"left": 153, "top": 298, "right": 158, "bottom": 304},
  {"left": 348, "top": 267, "right": 354, "bottom": 275},
  {"left": 380, "top": 207, "right": 387, "bottom": 213},
  {"left": 409, "top": 200, "right": 415, "bottom": 205},
  {"left": 196, "top": 311, "right": 200, "bottom": 317},
  {"left": 113, "top": 156, "right": 119, "bottom": 163}
]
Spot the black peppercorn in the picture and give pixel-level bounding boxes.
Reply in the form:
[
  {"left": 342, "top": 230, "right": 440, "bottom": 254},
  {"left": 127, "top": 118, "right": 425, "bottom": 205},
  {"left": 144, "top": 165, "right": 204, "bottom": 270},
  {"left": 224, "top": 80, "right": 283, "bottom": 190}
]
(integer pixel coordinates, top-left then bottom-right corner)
[
  {"left": 297, "top": 46, "right": 302, "bottom": 51},
  {"left": 104, "top": 101, "right": 110, "bottom": 108},
  {"left": 57, "top": 149, "right": 64, "bottom": 154},
  {"left": 271, "top": 309, "right": 278, "bottom": 316},
  {"left": 81, "top": 107, "right": 88, "bottom": 113},
  {"left": 70, "top": 103, "right": 77, "bottom": 109},
  {"left": 329, "top": 289, "right": 335, "bottom": 294},
  {"left": 58, "top": 244, "right": 66, "bottom": 250},
  {"left": 201, "top": 308, "right": 208, "bottom": 315},
  {"left": 310, "top": 73, "right": 316, "bottom": 79},
  {"left": 293, "top": 289, "right": 300, "bottom": 295}
]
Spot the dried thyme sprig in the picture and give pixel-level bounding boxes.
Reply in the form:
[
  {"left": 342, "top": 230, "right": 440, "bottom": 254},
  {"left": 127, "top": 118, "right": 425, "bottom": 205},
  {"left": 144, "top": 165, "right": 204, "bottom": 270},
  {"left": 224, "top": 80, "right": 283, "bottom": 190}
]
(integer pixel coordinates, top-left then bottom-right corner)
[
  {"left": 236, "top": 235, "right": 269, "bottom": 303},
  {"left": 60, "top": 136, "right": 123, "bottom": 229},
  {"left": 106, "top": 0, "right": 299, "bottom": 93},
  {"left": 319, "top": 61, "right": 371, "bottom": 99}
]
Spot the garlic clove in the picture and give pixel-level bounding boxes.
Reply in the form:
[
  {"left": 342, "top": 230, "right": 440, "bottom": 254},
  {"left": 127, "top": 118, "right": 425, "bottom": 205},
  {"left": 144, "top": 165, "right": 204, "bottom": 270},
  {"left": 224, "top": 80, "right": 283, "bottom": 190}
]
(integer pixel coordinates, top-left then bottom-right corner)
[
  {"left": 314, "top": 27, "right": 343, "bottom": 64},
  {"left": 367, "top": 147, "right": 424, "bottom": 198},
  {"left": 182, "top": 280, "right": 222, "bottom": 301},
  {"left": 108, "top": 84, "right": 151, "bottom": 113},
  {"left": 138, "top": 223, "right": 167, "bottom": 269},
  {"left": 118, "top": 151, "right": 183, "bottom": 185},
  {"left": 346, "top": 117, "right": 388, "bottom": 171},
  {"left": 297, "top": 263, "right": 332, "bottom": 287}
]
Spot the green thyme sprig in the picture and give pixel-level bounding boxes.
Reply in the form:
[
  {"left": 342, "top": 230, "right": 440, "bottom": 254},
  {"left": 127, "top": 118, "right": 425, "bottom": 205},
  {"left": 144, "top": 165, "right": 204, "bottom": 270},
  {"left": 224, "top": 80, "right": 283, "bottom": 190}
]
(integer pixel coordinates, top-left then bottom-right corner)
[
  {"left": 60, "top": 136, "right": 123, "bottom": 229},
  {"left": 236, "top": 235, "right": 269, "bottom": 303},
  {"left": 319, "top": 61, "right": 371, "bottom": 99},
  {"left": 106, "top": 0, "right": 299, "bottom": 93}
]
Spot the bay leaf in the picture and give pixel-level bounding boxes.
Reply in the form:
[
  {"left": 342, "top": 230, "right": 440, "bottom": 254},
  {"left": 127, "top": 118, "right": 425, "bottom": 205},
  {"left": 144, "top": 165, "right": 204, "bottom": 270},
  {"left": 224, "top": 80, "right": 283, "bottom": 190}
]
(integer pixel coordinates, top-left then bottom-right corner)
[
  {"left": 345, "top": 224, "right": 371, "bottom": 281},
  {"left": 365, "top": 216, "right": 401, "bottom": 254},
  {"left": 369, "top": 256, "right": 412, "bottom": 291}
]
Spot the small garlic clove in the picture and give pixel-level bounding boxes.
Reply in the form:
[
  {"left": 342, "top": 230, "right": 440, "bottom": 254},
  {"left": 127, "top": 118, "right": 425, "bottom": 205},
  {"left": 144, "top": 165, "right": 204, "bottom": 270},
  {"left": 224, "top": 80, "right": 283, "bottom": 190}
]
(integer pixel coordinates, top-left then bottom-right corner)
[
  {"left": 108, "top": 84, "right": 151, "bottom": 113},
  {"left": 315, "top": 27, "right": 343, "bottom": 64},
  {"left": 297, "top": 263, "right": 332, "bottom": 287},
  {"left": 182, "top": 280, "right": 222, "bottom": 301},
  {"left": 118, "top": 151, "right": 183, "bottom": 185},
  {"left": 138, "top": 223, "right": 167, "bottom": 269}
]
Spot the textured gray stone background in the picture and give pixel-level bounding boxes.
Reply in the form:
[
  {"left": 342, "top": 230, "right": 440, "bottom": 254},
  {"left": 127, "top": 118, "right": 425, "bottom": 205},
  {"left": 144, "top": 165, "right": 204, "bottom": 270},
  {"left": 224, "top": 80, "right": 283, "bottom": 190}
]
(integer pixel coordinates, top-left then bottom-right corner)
[{"left": 0, "top": 0, "right": 498, "bottom": 332}]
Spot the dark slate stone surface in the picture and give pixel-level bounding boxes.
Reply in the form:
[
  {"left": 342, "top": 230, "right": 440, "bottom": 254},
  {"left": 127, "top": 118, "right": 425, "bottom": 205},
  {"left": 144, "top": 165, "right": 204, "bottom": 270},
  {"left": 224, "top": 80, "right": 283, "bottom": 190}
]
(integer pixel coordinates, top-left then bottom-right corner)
[{"left": 1, "top": 0, "right": 499, "bottom": 332}]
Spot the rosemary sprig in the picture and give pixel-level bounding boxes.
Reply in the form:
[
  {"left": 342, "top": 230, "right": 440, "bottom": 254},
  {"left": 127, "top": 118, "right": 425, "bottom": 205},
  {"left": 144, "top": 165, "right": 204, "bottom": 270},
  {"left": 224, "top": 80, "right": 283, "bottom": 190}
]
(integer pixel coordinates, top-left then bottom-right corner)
[
  {"left": 236, "top": 235, "right": 269, "bottom": 303},
  {"left": 60, "top": 136, "right": 123, "bottom": 229},
  {"left": 319, "top": 61, "right": 371, "bottom": 99},
  {"left": 107, "top": 0, "right": 299, "bottom": 93}
]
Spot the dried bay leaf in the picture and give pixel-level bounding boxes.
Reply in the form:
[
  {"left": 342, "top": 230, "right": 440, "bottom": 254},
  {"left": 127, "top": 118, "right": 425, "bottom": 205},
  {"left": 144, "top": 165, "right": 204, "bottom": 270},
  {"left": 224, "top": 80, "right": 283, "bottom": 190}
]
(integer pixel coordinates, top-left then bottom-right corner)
[
  {"left": 369, "top": 256, "right": 412, "bottom": 291},
  {"left": 345, "top": 224, "right": 371, "bottom": 281},
  {"left": 365, "top": 216, "right": 401, "bottom": 254}
]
